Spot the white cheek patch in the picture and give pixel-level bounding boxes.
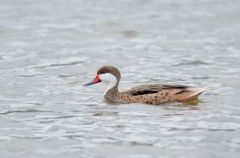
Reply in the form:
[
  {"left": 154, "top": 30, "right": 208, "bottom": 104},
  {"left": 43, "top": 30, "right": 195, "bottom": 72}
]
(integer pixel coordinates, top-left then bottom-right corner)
[{"left": 99, "top": 73, "right": 117, "bottom": 90}]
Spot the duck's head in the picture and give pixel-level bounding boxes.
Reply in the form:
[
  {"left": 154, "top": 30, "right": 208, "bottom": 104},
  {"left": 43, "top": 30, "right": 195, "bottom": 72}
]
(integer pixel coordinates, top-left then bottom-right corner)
[{"left": 83, "top": 66, "right": 121, "bottom": 89}]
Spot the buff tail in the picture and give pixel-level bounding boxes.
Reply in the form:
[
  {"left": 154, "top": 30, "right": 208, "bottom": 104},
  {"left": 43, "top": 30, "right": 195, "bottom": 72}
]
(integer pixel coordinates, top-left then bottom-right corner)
[{"left": 176, "top": 88, "right": 206, "bottom": 102}]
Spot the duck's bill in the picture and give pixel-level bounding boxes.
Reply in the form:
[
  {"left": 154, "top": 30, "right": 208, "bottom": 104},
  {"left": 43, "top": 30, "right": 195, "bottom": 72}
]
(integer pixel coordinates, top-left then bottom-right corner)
[
  {"left": 83, "top": 75, "right": 101, "bottom": 86},
  {"left": 83, "top": 82, "right": 94, "bottom": 86}
]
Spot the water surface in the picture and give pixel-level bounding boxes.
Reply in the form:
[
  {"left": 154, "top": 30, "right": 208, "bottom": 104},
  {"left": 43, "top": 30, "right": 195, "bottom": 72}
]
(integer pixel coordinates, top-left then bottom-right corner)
[{"left": 0, "top": 0, "right": 240, "bottom": 158}]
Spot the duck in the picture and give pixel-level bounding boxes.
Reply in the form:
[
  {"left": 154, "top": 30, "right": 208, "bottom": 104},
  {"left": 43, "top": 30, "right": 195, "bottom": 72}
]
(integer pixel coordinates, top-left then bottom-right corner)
[{"left": 84, "top": 65, "right": 205, "bottom": 105}]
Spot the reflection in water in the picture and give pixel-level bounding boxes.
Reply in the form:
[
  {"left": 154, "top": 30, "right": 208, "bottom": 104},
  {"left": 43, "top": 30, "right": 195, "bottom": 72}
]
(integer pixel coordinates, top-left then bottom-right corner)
[{"left": 120, "top": 30, "right": 138, "bottom": 38}]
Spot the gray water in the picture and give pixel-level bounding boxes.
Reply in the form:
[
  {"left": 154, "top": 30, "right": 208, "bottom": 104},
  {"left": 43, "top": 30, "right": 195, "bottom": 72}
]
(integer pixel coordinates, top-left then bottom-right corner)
[{"left": 0, "top": 0, "right": 240, "bottom": 157}]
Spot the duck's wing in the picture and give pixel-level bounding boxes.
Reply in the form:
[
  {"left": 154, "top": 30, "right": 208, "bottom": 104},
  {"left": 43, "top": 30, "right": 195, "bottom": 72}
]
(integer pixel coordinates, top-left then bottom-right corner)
[{"left": 128, "top": 84, "right": 189, "bottom": 96}]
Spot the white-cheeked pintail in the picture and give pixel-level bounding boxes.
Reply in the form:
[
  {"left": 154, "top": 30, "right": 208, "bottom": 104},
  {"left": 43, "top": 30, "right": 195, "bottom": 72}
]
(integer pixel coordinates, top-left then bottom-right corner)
[{"left": 84, "top": 66, "right": 205, "bottom": 105}]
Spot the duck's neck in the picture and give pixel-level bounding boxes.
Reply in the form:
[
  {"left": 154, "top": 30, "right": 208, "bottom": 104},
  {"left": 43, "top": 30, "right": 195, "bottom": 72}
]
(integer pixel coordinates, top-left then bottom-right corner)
[{"left": 104, "top": 85, "right": 119, "bottom": 103}]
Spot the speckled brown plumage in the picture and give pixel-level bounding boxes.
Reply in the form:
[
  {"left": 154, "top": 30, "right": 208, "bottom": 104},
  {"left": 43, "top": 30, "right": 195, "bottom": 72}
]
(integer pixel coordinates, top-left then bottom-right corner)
[{"left": 88, "top": 66, "right": 205, "bottom": 105}]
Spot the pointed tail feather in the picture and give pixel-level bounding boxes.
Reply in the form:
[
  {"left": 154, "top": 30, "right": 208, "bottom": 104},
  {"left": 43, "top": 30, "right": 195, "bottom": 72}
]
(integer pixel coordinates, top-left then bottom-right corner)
[{"left": 176, "top": 88, "right": 206, "bottom": 102}]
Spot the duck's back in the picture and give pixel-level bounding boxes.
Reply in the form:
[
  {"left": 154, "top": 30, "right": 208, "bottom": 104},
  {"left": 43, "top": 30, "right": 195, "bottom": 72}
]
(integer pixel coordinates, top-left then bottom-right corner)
[{"left": 116, "top": 84, "right": 205, "bottom": 105}]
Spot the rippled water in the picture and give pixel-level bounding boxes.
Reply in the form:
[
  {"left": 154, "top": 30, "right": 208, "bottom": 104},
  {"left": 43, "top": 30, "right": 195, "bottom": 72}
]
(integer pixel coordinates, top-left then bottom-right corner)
[{"left": 1, "top": 0, "right": 240, "bottom": 157}]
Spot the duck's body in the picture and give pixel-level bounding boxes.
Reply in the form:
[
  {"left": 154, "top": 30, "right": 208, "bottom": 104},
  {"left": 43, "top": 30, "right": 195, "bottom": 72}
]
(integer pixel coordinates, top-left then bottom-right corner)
[
  {"left": 84, "top": 66, "right": 205, "bottom": 105},
  {"left": 104, "top": 84, "right": 205, "bottom": 105}
]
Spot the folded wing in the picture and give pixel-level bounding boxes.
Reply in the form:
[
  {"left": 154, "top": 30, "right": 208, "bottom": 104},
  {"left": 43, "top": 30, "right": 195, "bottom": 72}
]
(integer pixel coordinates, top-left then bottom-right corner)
[
  {"left": 128, "top": 84, "right": 205, "bottom": 102},
  {"left": 129, "top": 84, "right": 189, "bottom": 96}
]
